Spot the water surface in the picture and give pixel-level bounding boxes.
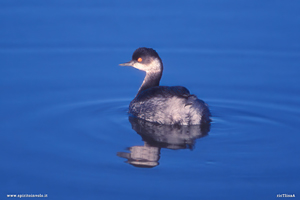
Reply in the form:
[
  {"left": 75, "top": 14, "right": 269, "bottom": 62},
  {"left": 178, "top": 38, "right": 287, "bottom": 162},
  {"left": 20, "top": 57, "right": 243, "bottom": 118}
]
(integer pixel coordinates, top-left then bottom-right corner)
[{"left": 1, "top": 1, "right": 300, "bottom": 200}]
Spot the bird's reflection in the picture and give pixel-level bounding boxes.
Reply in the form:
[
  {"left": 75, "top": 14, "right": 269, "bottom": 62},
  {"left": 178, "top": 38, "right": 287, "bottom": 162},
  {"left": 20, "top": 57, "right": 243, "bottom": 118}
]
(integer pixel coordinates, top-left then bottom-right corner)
[{"left": 117, "top": 116, "right": 211, "bottom": 168}]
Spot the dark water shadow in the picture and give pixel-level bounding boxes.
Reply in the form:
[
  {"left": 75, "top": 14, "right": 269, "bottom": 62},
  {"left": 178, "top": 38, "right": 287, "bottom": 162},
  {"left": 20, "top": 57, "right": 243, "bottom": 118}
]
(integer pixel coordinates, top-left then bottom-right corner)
[{"left": 117, "top": 116, "right": 211, "bottom": 168}]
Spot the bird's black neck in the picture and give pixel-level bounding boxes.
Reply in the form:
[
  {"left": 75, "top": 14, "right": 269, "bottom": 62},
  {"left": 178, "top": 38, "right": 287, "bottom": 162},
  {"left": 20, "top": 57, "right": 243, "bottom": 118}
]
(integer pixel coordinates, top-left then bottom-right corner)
[{"left": 137, "top": 71, "right": 162, "bottom": 95}]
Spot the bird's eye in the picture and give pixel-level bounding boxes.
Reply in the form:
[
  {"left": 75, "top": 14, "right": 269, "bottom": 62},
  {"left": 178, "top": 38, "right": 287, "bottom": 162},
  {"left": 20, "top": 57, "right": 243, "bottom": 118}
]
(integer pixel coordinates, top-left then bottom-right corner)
[{"left": 137, "top": 57, "right": 142, "bottom": 62}]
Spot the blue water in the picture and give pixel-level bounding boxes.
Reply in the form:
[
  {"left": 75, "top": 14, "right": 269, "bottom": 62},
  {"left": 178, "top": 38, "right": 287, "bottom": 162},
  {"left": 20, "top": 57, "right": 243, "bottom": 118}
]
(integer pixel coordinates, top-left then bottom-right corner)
[{"left": 1, "top": 1, "right": 300, "bottom": 200}]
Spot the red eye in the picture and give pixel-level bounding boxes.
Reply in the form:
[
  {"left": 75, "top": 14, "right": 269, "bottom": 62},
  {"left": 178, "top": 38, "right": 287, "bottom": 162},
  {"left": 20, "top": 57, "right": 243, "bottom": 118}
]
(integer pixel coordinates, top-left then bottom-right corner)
[{"left": 137, "top": 57, "right": 142, "bottom": 62}]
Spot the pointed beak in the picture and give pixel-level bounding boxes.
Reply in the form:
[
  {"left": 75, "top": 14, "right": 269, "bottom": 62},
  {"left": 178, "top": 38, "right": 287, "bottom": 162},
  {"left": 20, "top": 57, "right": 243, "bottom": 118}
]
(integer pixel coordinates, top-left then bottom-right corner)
[{"left": 119, "top": 60, "right": 135, "bottom": 66}]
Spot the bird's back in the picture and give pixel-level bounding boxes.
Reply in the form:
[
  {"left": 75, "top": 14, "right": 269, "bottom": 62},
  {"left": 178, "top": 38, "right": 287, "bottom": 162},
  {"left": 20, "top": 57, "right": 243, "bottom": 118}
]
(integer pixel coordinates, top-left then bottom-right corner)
[{"left": 129, "top": 86, "right": 211, "bottom": 125}]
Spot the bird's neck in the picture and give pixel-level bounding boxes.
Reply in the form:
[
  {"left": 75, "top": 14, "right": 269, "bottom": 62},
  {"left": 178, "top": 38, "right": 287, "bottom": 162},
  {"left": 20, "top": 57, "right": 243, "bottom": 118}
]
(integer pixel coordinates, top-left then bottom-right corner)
[{"left": 137, "top": 71, "right": 162, "bottom": 95}]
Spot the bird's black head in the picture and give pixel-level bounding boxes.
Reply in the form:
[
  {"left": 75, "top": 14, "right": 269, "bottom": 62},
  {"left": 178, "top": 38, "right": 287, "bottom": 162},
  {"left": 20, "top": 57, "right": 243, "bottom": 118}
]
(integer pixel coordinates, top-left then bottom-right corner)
[
  {"left": 131, "top": 47, "right": 161, "bottom": 64},
  {"left": 119, "top": 47, "right": 163, "bottom": 72}
]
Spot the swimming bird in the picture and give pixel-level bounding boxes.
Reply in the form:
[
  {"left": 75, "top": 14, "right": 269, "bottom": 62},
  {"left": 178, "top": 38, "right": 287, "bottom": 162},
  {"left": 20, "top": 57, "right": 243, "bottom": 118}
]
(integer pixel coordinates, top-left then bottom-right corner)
[{"left": 120, "top": 47, "right": 211, "bottom": 125}]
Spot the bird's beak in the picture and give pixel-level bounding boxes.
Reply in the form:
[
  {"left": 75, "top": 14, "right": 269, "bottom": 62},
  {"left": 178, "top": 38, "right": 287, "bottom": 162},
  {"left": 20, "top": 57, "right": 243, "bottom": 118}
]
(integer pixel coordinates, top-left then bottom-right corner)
[{"left": 119, "top": 60, "right": 135, "bottom": 66}]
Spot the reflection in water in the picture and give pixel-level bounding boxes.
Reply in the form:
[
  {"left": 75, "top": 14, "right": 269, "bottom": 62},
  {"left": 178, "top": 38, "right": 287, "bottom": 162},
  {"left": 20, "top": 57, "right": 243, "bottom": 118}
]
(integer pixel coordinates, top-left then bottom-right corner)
[{"left": 117, "top": 116, "right": 211, "bottom": 168}]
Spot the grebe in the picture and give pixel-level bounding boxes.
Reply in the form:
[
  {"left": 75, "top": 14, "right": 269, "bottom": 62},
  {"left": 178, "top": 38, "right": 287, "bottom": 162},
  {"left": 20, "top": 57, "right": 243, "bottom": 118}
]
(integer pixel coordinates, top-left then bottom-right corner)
[{"left": 120, "top": 47, "right": 211, "bottom": 125}]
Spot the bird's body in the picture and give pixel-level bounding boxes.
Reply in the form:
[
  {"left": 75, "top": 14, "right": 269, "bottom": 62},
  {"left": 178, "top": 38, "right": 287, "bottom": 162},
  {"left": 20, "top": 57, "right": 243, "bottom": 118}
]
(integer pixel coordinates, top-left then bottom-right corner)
[{"left": 120, "top": 47, "right": 211, "bottom": 125}]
